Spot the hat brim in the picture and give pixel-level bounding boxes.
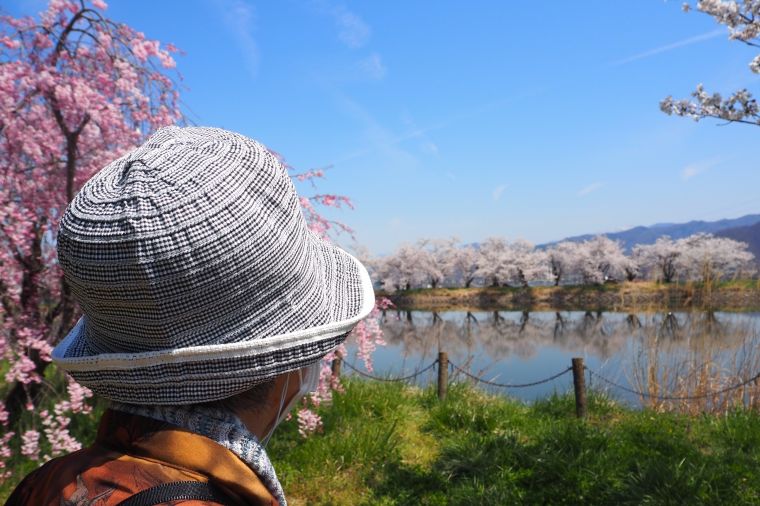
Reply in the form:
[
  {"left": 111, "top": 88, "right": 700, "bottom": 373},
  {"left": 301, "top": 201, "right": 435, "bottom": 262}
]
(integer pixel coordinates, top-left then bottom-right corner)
[{"left": 52, "top": 242, "right": 375, "bottom": 404}]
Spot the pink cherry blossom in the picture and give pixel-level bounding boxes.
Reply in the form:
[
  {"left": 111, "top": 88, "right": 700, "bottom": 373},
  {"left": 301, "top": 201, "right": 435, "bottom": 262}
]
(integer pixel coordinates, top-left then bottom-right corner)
[
  {"left": 665, "top": 2, "right": 760, "bottom": 125},
  {"left": 0, "top": 0, "right": 181, "bottom": 469},
  {"left": 296, "top": 408, "right": 323, "bottom": 437},
  {"left": 20, "top": 430, "right": 40, "bottom": 460}
]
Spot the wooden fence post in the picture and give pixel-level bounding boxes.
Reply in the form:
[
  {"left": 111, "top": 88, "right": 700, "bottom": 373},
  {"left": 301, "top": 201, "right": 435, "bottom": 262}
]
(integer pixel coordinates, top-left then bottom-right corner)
[
  {"left": 572, "top": 357, "right": 587, "bottom": 419},
  {"left": 331, "top": 357, "right": 342, "bottom": 379},
  {"left": 438, "top": 351, "right": 448, "bottom": 400}
]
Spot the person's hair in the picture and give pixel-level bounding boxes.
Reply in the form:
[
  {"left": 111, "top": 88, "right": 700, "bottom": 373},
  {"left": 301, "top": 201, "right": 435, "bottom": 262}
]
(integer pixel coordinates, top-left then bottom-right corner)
[{"left": 199, "top": 379, "right": 277, "bottom": 414}]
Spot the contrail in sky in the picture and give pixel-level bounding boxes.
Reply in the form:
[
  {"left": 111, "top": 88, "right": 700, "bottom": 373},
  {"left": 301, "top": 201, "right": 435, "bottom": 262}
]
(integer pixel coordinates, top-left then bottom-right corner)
[{"left": 612, "top": 28, "right": 725, "bottom": 65}]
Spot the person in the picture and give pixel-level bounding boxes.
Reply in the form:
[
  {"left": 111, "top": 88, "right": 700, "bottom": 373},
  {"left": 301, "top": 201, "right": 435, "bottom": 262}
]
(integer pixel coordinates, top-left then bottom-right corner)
[{"left": 7, "top": 126, "right": 375, "bottom": 506}]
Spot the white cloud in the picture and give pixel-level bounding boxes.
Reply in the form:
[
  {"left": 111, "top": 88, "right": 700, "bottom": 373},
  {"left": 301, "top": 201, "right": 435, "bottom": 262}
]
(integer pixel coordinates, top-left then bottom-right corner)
[
  {"left": 331, "top": 92, "right": 419, "bottom": 169},
  {"left": 613, "top": 29, "right": 724, "bottom": 66},
  {"left": 681, "top": 157, "right": 722, "bottom": 181},
  {"left": 577, "top": 182, "right": 604, "bottom": 197},
  {"left": 359, "top": 52, "right": 386, "bottom": 79},
  {"left": 492, "top": 184, "right": 507, "bottom": 201},
  {"left": 333, "top": 5, "right": 370, "bottom": 48},
  {"left": 421, "top": 142, "right": 439, "bottom": 155},
  {"left": 330, "top": 91, "right": 544, "bottom": 166},
  {"left": 400, "top": 112, "right": 442, "bottom": 157},
  {"left": 218, "top": 0, "right": 259, "bottom": 78}
]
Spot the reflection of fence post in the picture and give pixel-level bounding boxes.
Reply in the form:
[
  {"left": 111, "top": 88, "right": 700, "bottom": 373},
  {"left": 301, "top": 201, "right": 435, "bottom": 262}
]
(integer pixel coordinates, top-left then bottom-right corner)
[
  {"left": 572, "top": 357, "right": 587, "bottom": 419},
  {"left": 438, "top": 351, "right": 448, "bottom": 400},
  {"left": 331, "top": 357, "right": 342, "bottom": 379}
]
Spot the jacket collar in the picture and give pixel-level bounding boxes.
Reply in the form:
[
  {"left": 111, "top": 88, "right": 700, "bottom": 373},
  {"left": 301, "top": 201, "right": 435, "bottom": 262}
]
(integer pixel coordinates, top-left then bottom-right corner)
[{"left": 96, "top": 409, "right": 279, "bottom": 505}]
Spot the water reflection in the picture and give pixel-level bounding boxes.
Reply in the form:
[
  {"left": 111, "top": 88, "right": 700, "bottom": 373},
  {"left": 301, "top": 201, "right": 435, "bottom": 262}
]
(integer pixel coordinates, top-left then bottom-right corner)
[{"left": 345, "top": 310, "right": 760, "bottom": 406}]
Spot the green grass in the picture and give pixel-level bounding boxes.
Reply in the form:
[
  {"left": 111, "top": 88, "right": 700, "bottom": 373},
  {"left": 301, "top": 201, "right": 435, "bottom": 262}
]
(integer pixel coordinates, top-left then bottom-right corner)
[
  {"left": 268, "top": 381, "right": 760, "bottom": 505},
  {"left": 4, "top": 380, "right": 760, "bottom": 505}
]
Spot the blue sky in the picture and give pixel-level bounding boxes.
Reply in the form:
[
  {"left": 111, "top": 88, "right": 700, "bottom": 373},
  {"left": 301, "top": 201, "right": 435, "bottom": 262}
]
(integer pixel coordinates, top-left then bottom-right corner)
[{"left": 6, "top": 0, "right": 760, "bottom": 254}]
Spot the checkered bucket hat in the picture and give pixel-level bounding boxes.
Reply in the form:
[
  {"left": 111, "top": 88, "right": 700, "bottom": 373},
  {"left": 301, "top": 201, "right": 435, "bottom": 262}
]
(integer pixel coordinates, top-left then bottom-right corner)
[{"left": 51, "top": 126, "right": 374, "bottom": 405}]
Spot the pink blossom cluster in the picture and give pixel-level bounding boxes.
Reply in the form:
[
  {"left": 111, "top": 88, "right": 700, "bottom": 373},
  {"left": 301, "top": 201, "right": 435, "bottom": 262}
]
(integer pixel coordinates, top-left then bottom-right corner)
[
  {"left": 0, "top": 403, "right": 12, "bottom": 480},
  {"left": 280, "top": 149, "right": 390, "bottom": 436},
  {"left": 664, "top": 1, "right": 760, "bottom": 125},
  {"left": 353, "top": 310, "right": 387, "bottom": 373},
  {"left": 296, "top": 408, "right": 322, "bottom": 438},
  {"left": 20, "top": 430, "right": 40, "bottom": 460},
  {"left": 0, "top": 432, "right": 14, "bottom": 481},
  {"left": 277, "top": 155, "right": 356, "bottom": 240},
  {"left": 1, "top": 0, "right": 181, "bottom": 476},
  {"left": 66, "top": 379, "right": 94, "bottom": 414},
  {"left": 296, "top": 299, "right": 391, "bottom": 436},
  {"left": 40, "top": 404, "right": 82, "bottom": 459}
]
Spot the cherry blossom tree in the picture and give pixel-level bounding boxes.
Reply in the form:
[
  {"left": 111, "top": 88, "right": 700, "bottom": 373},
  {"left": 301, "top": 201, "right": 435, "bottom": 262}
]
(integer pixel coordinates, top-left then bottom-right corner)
[
  {"left": 576, "top": 236, "right": 630, "bottom": 285},
  {"left": 635, "top": 233, "right": 755, "bottom": 282},
  {"left": 0, "top": 0, "right": 182, "bottom": 478},
  {"left": 371, "top": 255, "right": 401, "bottom": 292},
  {"left": 661, "top": 1, "right": 760, "bottom": 126},
  {"left": 371, "top": 243, "right": 427, "bottom": 292},
  {"left": 677, "top": 233, "right": 756, "bottom": 282},
  {"left": 475, "top": 237, "right": 512, "bottom": 287},
  {"left": 0, "top": 1, "right": 388, "bottom": 476},
  {"left": 509, "top": 239, "right": 550, "bottom": 287},
  {"left": 634, "top": 236, "right": 682, "bottom": 282},
  {"left": 415, "top": 237, "right": 455, "bottom": 288},
  {"left": 547, "top": 242, "right": 583, "bottom": 286},
  {"left": 1, "top": 0, "right": 182, "bottom": 426},
  {"left": 365, "top": 233, "right": 754, "bottom": 294},
  {"left": 445, "top": 241, "right": 480, "bottom": 288}
]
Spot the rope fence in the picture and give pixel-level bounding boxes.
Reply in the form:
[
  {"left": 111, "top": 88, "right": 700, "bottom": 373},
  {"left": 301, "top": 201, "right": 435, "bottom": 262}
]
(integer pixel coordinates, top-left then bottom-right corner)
[
  {"left": 333, "top": 353, "right": 760, "bottom": 418},
  {"left": 586, "top": 367, "right": 760, "bottom": 402},
  {"left": 341, "top": 359, "right": 438, "bottom": 382},
  {"left": 450, "top": 362, "right": 573, "bottom": 389}
]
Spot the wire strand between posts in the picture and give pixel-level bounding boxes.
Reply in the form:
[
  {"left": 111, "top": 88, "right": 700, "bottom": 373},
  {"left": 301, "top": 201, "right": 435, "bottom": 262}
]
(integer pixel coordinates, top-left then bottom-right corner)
[
  {"left": 342, "top": 359, "right": 438, "bottom": 382},
  {"left": 586, "top": 367, "right": 760, "bottom": 401},
  {"left": 449, "top": 362, "right": 573, "bottom": 388}
]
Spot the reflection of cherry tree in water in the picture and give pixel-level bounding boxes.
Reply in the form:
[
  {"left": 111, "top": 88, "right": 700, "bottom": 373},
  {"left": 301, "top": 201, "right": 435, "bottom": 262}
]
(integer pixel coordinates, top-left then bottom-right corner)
[
  {"left": 660, "top": 312, "right": 681, "bottom": 340},
  {"left": 553, "top": 312, "right": 567, "bottom": 340},
  {"left": 629, "top": 311, "right": 760, "bottom": 413},
  {"left": 379, "top": 310, "right": 757, "bottom": 367},
  {"left": 375, "top": 310, "right": 760, "bottom": 411},
  {"left": 626, "top": 313, "right": 642, "bottom": 330},
  {"left": 579, "top": 311, "right": 609, "bottom": 339},
  {"left": 381, "top": 311, "right": 607, "bottom": 364}
]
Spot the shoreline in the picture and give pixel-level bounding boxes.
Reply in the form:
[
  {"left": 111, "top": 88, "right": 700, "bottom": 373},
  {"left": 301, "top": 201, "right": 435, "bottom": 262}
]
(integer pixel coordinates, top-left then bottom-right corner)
[{"left": 378, "top": 281, "right": 760, "bottom": 312}]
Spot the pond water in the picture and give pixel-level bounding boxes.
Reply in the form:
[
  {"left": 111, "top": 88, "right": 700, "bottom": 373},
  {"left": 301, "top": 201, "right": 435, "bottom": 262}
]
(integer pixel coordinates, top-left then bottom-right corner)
[{"left": 345, "top": 310, "right": 760, "bottom": 406}]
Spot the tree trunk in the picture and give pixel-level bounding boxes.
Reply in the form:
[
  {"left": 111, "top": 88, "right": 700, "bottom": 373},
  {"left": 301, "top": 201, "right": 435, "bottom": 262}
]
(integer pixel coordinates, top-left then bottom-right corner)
[{"left": 6, "top": 119, "right": 84, "bottom": 425}]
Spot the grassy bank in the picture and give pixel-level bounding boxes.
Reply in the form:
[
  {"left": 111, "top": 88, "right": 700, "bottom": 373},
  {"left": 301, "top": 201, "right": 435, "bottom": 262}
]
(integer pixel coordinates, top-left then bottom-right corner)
[
  {"left": 269, "top": 380, "right": 760, "bottom": 505},
  {"left": 381, "top": 279, "right": 760, "bottom": 312},
  {"left": 4, "top": 380, "right": 760, "bottom": 504}
]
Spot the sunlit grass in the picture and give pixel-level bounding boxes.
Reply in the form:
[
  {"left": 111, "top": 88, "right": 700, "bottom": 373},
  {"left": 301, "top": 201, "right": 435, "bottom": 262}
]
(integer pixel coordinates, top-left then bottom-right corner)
[
  {"left": 267, "top": 380, "right": 760, "bottom": 505},
  {"left": 4, "top": 378, "right": 760, "bottom": 504}
]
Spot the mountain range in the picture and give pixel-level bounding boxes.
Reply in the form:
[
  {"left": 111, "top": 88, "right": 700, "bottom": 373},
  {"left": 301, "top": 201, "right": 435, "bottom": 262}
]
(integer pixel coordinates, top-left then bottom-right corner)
[
  {"left": 716, "top": 221, "right": 760, "bottom": 263},
  {"left": 545, "top": 214, "right": 760, "bottom": 253}
]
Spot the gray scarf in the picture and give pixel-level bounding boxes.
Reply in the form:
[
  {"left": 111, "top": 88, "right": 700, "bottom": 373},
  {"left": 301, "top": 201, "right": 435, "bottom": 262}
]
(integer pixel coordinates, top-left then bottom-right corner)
[{"left": 111, "top": 402, "right": 287, "bottom": 505}]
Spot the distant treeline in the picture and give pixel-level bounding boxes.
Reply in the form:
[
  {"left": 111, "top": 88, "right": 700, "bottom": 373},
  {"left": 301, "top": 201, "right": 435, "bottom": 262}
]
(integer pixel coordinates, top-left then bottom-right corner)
[{"left": 363, "top": 234, "right": 756, "bottom": 292}]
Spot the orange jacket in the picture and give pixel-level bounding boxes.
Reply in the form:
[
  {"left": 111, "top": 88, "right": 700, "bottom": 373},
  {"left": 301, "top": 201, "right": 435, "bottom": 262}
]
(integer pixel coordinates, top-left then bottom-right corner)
[{"left": 7, "top": 409, "right": 279, "bottom": 505}]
